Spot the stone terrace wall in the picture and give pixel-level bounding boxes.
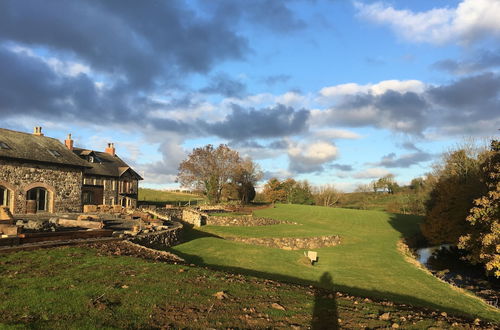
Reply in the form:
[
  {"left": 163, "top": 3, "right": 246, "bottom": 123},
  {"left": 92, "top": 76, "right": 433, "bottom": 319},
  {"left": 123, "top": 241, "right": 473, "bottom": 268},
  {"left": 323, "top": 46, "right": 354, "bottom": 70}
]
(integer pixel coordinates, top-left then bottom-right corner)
[
  {"left": 206, "top": 215, "right": 295, "bottom": 226},
  {"left": 181, "top": 209, "right": 206, "bottom": 227},
  {"left": 227, "top": 235, "right": 341, "bottom": 250},
  {"left": 150, "top": 207, "right": 183, "bottom": 222},
  {"left": 130, "top": 221, "right": 183, "bottom": 250},
  {"left": 198, "top": 205, "right": 233, "bottom": 212},
  {"left": 130, "top": 211, "right": 184, "bottom": 250}
]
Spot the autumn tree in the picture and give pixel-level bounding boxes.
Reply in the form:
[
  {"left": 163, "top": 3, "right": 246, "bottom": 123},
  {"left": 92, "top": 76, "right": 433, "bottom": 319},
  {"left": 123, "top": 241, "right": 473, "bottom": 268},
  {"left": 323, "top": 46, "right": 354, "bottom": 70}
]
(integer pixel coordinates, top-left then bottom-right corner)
[
  {"left": 458, "top": 140, "right": 500, "bottom": 277},
  {"left": 421, "top": 146, "right": 488, "bottom": 245},
  {"left": 263, "top": 178, "right": 287, "bottom": 204},
  {"left": 178, "top": 144, "right": 260, "bottom": 204},
  {"left": 262, "top": 178, "right": 314, "bottom": 205}
]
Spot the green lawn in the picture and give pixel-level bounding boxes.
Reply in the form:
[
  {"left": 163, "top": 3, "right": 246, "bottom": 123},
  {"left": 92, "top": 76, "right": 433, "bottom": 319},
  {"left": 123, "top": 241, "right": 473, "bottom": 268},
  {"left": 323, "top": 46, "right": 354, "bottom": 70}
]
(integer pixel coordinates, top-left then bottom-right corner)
[
  {"left": 1, "top": 244, "right": 479, "bottom": 328},
  {"left": 170, "top": 204, "right": 500, "bottom": 322}
]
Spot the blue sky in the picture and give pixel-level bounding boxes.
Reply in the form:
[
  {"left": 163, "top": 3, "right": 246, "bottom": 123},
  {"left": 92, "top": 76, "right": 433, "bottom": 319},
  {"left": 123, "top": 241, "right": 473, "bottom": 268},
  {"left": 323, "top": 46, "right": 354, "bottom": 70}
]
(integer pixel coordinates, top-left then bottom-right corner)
[{"left": 1, "top": 0, "right": 499, "bottom": 191}]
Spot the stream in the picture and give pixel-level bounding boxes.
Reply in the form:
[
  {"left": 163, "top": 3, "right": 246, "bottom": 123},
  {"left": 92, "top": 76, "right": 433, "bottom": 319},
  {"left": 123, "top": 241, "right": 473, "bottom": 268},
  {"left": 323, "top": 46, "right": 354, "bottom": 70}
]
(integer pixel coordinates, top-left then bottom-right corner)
[{"left": 414, "top": 244, "right": 499, "bottom": 308}]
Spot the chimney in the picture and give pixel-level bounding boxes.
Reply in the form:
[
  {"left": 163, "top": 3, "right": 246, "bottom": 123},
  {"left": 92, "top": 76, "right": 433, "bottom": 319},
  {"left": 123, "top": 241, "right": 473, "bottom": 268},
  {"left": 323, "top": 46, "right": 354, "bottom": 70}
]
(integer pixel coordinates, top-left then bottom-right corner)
[
  {"left": 33, "top": 126, "right": 44, "bottom": 136},
  {"left": 105, "top": 143, "right": 116, "bottom": 156},
  {"left": 65, "top": 133, "right": 74, "bottom": 151}
]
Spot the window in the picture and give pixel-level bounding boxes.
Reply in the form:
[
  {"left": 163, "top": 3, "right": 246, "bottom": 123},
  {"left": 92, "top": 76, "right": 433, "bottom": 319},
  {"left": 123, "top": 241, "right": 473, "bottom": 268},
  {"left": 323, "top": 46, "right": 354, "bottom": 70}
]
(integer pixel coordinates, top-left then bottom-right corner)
[
  {"left": 0, "top": 186, "right": 10, "bottom": 207},
  {"left": 48, "top": 149, "right": 62, "bottom": 157},
  {"left": 0, "top": 141, "right": 11, "bottom": 150},
  {"left": 83, "top": 177, "right": 92, "bottom": 185},
  {"left": 82, "top": 191, "right": 93, "bottom": 204}
]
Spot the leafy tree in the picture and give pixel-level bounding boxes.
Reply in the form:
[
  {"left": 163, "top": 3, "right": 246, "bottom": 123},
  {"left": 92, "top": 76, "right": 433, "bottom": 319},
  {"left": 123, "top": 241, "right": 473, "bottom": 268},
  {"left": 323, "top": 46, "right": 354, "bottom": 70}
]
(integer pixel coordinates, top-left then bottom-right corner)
[
  {"left": 263, "top": 178, "right": 287, "bottom": 204},
  {"left": 459, "top": 140, "right": 500, "bottom": 277},
  {"left": 233, "top": 157, "right": 262, "bottom": 204},
  {"left": 262, "top": 178, "right": 314, "bottom": 205},
  {"left": 421, "top": 147, "right": 488, "bottom": 245},
  {"left": 289, "top": 180, "right": 314, "bottom": 205},
  {"left": 178, "top": 144, "right": 260, "bottom": 204}
]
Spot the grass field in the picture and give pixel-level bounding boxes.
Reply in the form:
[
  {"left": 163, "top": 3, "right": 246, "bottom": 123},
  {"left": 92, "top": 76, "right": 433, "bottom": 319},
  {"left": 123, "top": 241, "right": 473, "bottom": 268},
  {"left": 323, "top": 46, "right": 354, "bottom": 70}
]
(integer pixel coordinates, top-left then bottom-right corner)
[
  {"left": 170, "top": 204, "right": 500, "bottom": 322},
  {"left": 338, "top": 192, "right": 408, "bottom": 212},
  {"left": 1, "top": 243, "right": 482, "bottom": 328},
  {"left": 138, "top": 188, "right": 204, "bottom": 206}
]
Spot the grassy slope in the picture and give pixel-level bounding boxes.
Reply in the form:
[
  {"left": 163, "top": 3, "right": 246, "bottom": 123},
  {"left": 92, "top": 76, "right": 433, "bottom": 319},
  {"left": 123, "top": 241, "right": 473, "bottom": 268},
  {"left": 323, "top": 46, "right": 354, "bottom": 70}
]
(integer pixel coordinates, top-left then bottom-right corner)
[
  {"left": 339, "top": 192, "right": 405, "bottom": 211},
  {"left": 138, "top": 188, "right": 203, "bottom": 204},
  {"left": 1, "top": 245, "right": 481, "bottom": 329},
  {"left": 170, "top": 204, "right": 500, "bottom": 321}
]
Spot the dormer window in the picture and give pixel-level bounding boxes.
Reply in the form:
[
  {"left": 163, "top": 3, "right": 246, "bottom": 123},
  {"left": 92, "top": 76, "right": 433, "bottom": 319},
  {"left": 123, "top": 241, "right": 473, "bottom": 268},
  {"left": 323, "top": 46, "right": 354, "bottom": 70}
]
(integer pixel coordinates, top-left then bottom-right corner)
[
  {"left": 88, "top": 155, "right": 94, "bottom": 163},
  {"left": 0, "top": 141, "right": 11, "bottom": 150},
  {"left": 48, "top": 149, "right": 62, "bottom": 157}
]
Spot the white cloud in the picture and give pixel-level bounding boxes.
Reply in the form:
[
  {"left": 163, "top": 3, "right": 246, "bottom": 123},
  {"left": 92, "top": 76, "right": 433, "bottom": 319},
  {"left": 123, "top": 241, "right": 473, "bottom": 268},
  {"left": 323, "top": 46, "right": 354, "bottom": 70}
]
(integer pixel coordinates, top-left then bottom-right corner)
[
  {"left": 318, "top": 79, "right": 425, "bottom": 102},
  {"left": 288, "top": 140, "right": 339, "bottom": 173},
  {"left": 289, "top": 141, "right": 338, "bottom": 161},
  {"left": 353, "top": 167, "right": 392, "bottom": 179},
  {"left": 276, "top": 91, "right": 307, "bottom": 107},
  {"left": 354, "top": 0, "right": 500, "bottom": 45},
  {"left": 314, "top": 129, "right": 362, "bottom": 140}
]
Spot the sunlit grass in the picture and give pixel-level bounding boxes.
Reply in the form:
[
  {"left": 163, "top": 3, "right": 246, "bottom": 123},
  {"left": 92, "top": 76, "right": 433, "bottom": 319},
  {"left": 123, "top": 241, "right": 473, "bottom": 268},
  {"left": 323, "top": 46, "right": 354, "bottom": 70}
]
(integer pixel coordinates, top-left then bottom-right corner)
[{"left": 171, "top": 204, "right": 500, "bottom": 321}]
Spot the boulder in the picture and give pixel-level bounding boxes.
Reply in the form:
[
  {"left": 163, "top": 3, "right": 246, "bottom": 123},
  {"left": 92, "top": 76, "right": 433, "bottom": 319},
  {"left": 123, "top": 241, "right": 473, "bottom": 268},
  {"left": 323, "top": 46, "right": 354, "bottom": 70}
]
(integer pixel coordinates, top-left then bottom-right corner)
[{"left": 83, "top": 205, "right": 98, "bottom": 213}]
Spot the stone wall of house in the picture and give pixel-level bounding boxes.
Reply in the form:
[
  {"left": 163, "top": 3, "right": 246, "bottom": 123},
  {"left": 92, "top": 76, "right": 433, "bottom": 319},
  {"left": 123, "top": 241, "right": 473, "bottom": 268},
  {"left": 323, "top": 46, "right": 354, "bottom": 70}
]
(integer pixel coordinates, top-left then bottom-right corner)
[
  {"left": 206, "top": 215, "right": 294, "bottom": 226},
  {"left": 226, "top": 235, "right": 341, "bottom": 250},
  {"left": 0, "top": 159, "right": 83, "bottom": 214}
]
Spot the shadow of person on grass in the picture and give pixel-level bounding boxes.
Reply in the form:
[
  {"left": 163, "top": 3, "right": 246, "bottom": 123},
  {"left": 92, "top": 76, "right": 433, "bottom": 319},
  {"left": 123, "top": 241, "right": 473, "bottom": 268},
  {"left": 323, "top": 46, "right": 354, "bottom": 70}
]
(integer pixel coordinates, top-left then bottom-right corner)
[{"left": 312, "top": 272, "right": 339, "bottom": 330}]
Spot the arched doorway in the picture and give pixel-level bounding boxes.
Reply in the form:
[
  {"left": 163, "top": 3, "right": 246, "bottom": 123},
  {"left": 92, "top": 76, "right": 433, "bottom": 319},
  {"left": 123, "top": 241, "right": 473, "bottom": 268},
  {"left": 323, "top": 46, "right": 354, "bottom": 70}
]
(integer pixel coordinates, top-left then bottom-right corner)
[{"left": 27, "top": 187, "right": 49, "bottom": 212}]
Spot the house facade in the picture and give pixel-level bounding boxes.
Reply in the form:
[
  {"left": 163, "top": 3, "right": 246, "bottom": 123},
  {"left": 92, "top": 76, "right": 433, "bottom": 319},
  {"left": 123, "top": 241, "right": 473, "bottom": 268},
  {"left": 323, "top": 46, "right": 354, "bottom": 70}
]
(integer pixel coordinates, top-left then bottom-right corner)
[{"left": 0, "top": 127, "right": 142, "bottom": 214}]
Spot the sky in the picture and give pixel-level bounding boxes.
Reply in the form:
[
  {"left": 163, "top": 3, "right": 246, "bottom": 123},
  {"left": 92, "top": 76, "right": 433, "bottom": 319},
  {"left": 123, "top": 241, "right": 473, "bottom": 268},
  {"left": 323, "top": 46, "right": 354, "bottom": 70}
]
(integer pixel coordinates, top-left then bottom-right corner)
[{"left": 1, "top": 0, "right": 499, "bottom": 192}]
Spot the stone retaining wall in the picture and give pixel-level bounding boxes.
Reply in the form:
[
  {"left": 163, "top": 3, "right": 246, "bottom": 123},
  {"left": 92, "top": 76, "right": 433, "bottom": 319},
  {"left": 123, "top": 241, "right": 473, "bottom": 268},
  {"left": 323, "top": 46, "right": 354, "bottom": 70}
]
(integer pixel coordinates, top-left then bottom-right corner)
[
  {"left": 227, "top": 235, "right": 341, "bottom": 250},
  {"left": 181, "top": 209, "right": 206, "bottom": 227},
  {"left": 130, "top": 222, "right": 183, "bottom": 251},
  {"left": 130, "top": 211, "right": 183, "bottom": 250},
  {"left": 206, "top": 215, "right": 294, "bottom": 226}
]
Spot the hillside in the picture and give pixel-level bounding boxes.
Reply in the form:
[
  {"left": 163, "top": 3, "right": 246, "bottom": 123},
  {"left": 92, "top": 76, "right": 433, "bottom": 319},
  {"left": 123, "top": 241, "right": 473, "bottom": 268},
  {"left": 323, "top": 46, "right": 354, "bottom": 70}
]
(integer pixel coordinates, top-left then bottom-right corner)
[{"left": 171, "top": 204, "right": 500, "bottom": 322}]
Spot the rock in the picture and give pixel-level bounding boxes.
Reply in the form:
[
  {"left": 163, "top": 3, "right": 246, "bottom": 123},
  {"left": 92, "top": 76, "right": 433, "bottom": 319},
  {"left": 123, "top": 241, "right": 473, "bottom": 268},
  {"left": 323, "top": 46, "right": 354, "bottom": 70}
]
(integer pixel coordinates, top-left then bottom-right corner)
[
  {"left": 440, "top": 312, "right": 447, "bottom": 317},
  {"left": 391, "top": 323, "right": 399, "bottom": 328},
  {"left": 379, "top": 312, "right": 391, "bottom": 321},
  {"left": 213, "top": 291, "right": 228, "bottom": 300},
  {"left": 474, "top": 318, "right": 481, "bottom": 326},
  {"left": 271, "top": 303, "right": 286, "bottom": 311}
]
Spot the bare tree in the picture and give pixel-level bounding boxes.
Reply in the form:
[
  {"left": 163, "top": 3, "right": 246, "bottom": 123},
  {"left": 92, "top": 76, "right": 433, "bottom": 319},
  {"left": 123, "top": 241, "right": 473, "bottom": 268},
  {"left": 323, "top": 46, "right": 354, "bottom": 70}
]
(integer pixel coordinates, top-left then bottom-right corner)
[{"left": 313, "top": 185, "right": 342, "bottom": 207}]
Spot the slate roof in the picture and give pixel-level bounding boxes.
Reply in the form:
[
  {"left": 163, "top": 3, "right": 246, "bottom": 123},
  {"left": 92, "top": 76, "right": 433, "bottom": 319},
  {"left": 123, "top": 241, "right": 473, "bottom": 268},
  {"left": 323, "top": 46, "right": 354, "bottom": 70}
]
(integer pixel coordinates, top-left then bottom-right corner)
[
  {"left": 0, "top": 128, "right": 89, "bottom": 168},
  {"left": 73, "top": 148, "right": 143, "bottom": 180}
]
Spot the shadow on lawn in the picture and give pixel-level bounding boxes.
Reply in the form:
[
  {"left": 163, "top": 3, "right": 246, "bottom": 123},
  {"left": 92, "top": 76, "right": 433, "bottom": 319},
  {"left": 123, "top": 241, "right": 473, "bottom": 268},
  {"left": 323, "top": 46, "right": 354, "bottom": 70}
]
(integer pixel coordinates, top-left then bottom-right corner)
[
  {"left": 170, "top": 225, "right": 484, "bottom": 324},
  {"left": 387, "top": 212, "right": 427, "bottom": 247}
]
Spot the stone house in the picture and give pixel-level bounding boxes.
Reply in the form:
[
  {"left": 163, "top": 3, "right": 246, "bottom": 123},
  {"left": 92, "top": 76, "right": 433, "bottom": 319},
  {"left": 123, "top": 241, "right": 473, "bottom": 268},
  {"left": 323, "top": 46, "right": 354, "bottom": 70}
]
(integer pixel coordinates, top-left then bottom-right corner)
[{"left": 0, "top": 127, "right": 142, "bottom": 214}]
